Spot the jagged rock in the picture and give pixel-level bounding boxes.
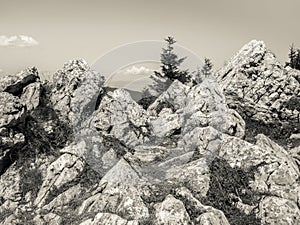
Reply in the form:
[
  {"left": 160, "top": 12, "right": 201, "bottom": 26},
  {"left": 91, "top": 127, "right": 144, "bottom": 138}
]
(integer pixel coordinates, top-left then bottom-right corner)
[
  {"left": 34, "top": 153, "right": 85, "bottom": 207},
  {"left": 257, "top": 196, "right": 300, "bottom": 225},
  {"left": 92, "top": 89, "right": 150, "bottom": 148},
  {"left": 0, "top": 51, "right": 299, "bottom": 225},
  {"left": 99, "top": 157, "right": 144, "bottom": 185},
  {"left": 175, "top": 187, "right": 215, "bottom": 213},
  {"left": 149, "top": 108, "right": 181, "bottom": 138},
  {"left": 148, "top": 80, "right": 189, "bottom": 114},
  {"left": 51, "top": 59, "right": 104, "bottom": 128},
  {"left": 20, "top": 82, "right": 41, "bottom": 111},
  {"left": 0, "top": 92, "right": 24, "bottom": 128},
  {"left": 78, "top": 183, "right": 149, "bottom": 221},
  {"left": 179, "top": 125, "right": 299, "bottom": 222},
  {"left": 0, "top": 163, "right": 21, "bottom": 214},
  {"left": 216, "top": 40, "right": 300, "bottom": 138},
  {"left": 154, "top": 194, "right": 190, "bottom": 225},
  {"left": 179, "top": 126, "right": 224, "bottom": 162},
  {"left": 33, "top": 213, "right": 62, "bottom": 225},
  {"left": 223, "top": 109, "right": 245, "bottom": 138},
  {"left": 219, "top": 134, "right": 299, "bottom": 202},
  {"left": 79, "top": 213, "right": 138, "bottom": 225},
  {"left": 101, "top": 148, "right": 119, "bottom": 171},
  {"left": 42, "top": 184, "right": 81, "bottom": 212},
  {"left": 166, "top": 158, "right": 210, "bottom": 197},
  {"left": 175, "top": 187, "right": 230, "bottom": 225},
  {"left": 0, "top": 214, "right": 19, "bottom": 225},
  {"left": 148, "top": 80, "right": 245, "bottom": 138},
  {"left": 195, "top": 210, "right": 230, "bottom": 225},
  {"left": 0, "top": 67, "right": 39, "bottom": 95}
]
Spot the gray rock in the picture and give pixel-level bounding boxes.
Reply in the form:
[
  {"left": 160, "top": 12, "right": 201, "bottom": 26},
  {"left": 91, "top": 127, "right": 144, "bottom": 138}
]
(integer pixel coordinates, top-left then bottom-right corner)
[
  {"left": 148, "top": 79, "right": 245, "bottom": 138},
  {"left": 0, "top": 92, "right": 24, "bottom": 128},
  {"left": 166, "top": 158, "right": 210, "bottom": 198},
  {"left": 92, "top": 88, "right": 150, "bottom": 148},
  {"left": 78, "top": 183, "right": 149, "bottom": 221},
  {"left": 154, "top": 194, "right": 190, "bottom": 225},
  {"left": 50, "top": 59, "right": 104, "bottom": 128},
  {"left": 21, "top": 82, "right": 41, "bottom": 111},
  {"left": 0, "top": 67, "right": 39, "bottom": 95},
  {"left": 0, "top": 163, "right": 22, "bottom": 214},
  {"left": 219, "top": 134, "right": 299, "bottom": 203},
  {"left": 195, "top": 211, "right": 230, "bottom": 225},
  {"left": 149, "top": 108, "right": 181, "bottom": 138},
  {"left": 33, "top": 213, "right": 62, "bottom": 225},
  {"left": 34, "top": 153, "right": 85, "bottom": 207},
  {"left": 79, "top": 213, "right": 138, "bottom": 225},
  {"left": 216, "top": 40, "right": 300, "bottom": 127},
  {"left": 257, "top": 196, "right": 300, "bottom": 225},
  {"left": 42, "top": 184, "right": 82, "bottom": 212}
]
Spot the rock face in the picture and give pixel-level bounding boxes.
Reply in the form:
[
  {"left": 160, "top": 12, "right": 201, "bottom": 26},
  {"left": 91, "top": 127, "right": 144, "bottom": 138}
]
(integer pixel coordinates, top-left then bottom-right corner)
[
  {"left": 0, "top": 41, "right": 299, "bottom": 225},
  {"left": 0, "top": 67, "right": 40, "bottom": 175},
  {"left": 50, "top": 59, "right": 105, "bottom": 129},
  {"left": 216, "top": 40, "right": 300, "bottom": 145}
]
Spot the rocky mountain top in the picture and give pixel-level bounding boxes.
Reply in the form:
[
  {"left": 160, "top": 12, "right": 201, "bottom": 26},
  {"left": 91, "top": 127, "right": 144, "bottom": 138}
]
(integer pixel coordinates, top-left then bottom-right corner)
[{"left": 0, "top": 41, "right": 299, "bottom": 225}]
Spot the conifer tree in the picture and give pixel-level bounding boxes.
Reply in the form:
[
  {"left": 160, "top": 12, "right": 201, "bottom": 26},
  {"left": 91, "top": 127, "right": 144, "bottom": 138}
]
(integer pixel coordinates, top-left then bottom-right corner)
[
  {"left": 142, "top": 36, "right": 190, "bottom": 97},
  {"left": 201, "top": 58, "right": 213, "bottom": 77}
]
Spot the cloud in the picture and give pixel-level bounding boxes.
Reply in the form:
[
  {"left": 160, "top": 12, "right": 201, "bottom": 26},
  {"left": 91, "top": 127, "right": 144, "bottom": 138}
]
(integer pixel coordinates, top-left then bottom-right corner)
[
  {"left": 0, "top": 35, "right": 39, "bottom": 47},
  {"left": 123, "top": 66, "right": 154, "bottom": 76}
]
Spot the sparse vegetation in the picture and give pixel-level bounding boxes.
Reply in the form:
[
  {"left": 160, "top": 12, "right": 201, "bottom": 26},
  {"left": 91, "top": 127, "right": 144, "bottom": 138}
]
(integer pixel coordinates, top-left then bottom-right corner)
[{"left": 200, "top": 157, "right": 262, "bottom": 225}]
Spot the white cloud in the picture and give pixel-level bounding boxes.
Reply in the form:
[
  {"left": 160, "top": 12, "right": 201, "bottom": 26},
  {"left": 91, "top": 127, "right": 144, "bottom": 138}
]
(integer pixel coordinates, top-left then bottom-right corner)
[
  {"left": 0, "top": 35, "right": 39, "bottom": 47},
  {"left": 123, "top": 66, "right": 153, "bottom": 76}
]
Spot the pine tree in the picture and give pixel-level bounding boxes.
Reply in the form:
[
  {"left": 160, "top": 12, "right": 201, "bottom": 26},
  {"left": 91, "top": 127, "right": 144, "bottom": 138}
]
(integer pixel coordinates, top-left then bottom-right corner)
[
  {"left": 142, "top": 36, "right": 190, "bottom": 97},
  {"left": 289, "top": 44, "right": 298, "bottom": 68},
  {"left": 159, "top": 36, "right": 189, "bottom": 83},
  {"left": 201, "top": 58, "right": 213, "bottom": 77},
  {"left": 191, "top": 67, "right": 203, "bottom": 85},
  {"left": 296, "top": 49, "right": 300, "bottom": 70}
]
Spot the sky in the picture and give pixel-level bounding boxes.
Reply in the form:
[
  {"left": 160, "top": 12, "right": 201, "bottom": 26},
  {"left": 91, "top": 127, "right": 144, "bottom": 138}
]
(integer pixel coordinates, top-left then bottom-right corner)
[{"left": 0, "top": 0, "right": 300, "bottom": 77}]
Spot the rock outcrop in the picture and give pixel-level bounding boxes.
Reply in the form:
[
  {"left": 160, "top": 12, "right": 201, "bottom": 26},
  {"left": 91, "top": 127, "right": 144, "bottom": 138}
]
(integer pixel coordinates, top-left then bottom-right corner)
[
  {"left": 0, "top": 41, "right": 299, "bottom": 225},
  {"left": 216, "top": 40, "right": 300, "bottom": 146}
]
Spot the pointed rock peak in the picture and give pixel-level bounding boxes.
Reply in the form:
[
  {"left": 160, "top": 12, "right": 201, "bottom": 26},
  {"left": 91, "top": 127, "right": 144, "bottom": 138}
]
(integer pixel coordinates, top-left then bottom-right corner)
[
  {"left": 62, "top": 59, "right": 90, "bottom": 73},
  {"left": 100, "top": 158, "right": 143, "bottom": 186},
  {"left": 16, "top": 66, "right": 39, "bottom": 78},
  {"left": 108, "top": 88, "right": 133, "bottom": 100},
  {"left": 238, "top": 40, "right": 266, "bottom": 57},
  {"left": 227, "top": 40, "right": 267, "bottom": 68}
]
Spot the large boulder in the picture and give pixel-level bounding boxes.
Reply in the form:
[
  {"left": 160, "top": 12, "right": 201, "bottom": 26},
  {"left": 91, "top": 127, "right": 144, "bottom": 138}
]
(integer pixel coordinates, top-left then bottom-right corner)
[
  {"left": 216, "top": 40, "right": 300, "bottom": 143},
  {"left": 154, "top": 194, "right": 190, "bottom": 225},
  {"left": 257, "top": 196, "right": 300, "bottom": 225},
  {"left": 78, "top": 183, "right": 149, "bottom": 221},
  {"left": 50, "top": 59, "right": 104, "bottom": 129},
  {"left": 92, "top": 89, "right": 150, "bottom": 148}
]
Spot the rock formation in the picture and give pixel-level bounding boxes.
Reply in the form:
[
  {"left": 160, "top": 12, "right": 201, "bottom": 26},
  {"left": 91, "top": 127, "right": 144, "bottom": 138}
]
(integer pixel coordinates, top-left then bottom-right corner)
[{"left": 0, "top": 42, "right": 299, "bottom": 225}]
